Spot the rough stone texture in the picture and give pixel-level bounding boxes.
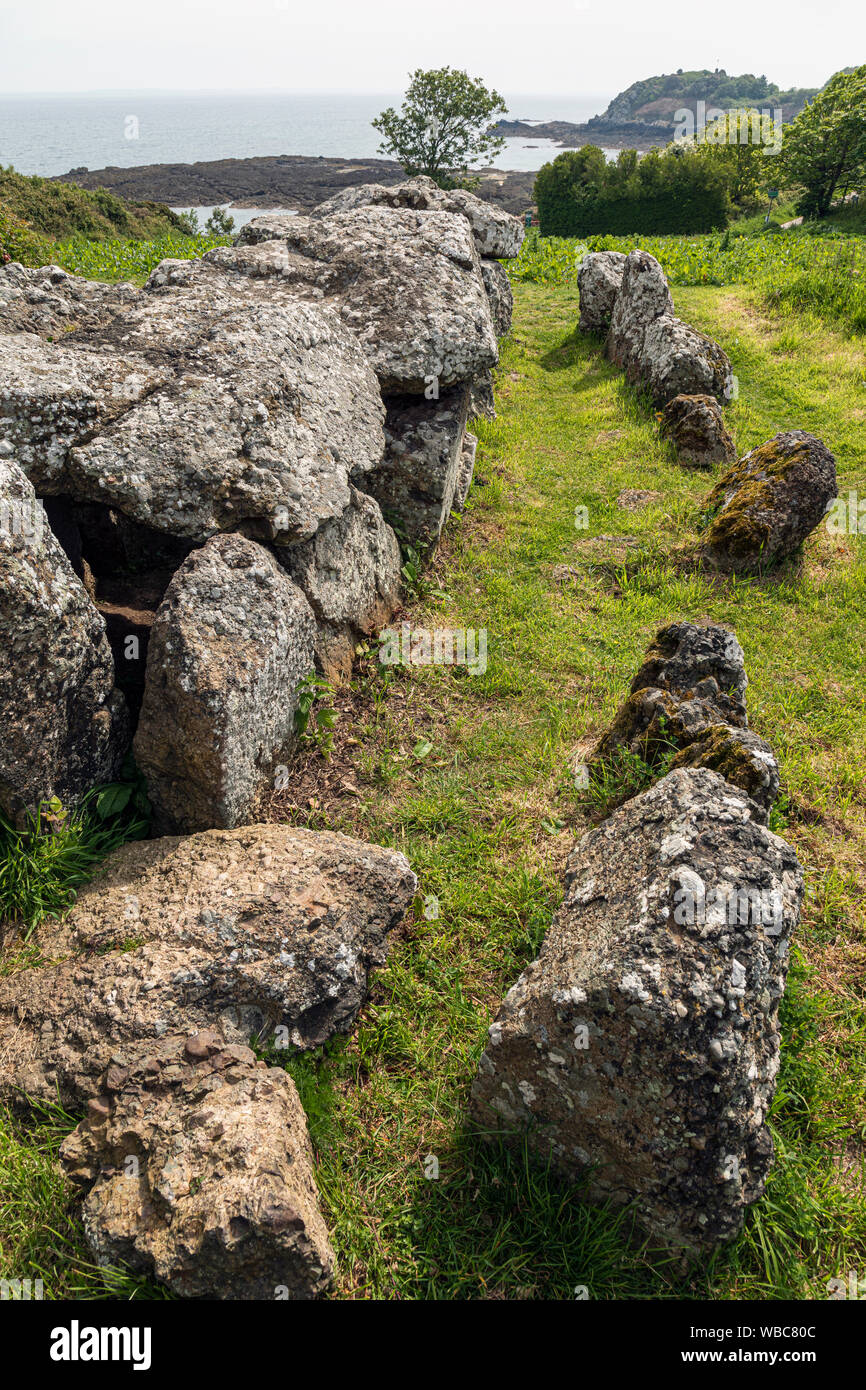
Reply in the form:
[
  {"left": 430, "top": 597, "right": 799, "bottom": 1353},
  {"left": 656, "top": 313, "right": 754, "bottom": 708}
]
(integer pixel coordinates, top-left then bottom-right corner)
[
  {"left": 0, "top": 262, "right": 139, "bottom": 338},
  {"left": 303, "top": 174, "right": 525, "bottom": 259},
  {"left": 637, "top": 314, "right": 734, "bottom": 408},
  {"left": 0, "top": 334, "right": 167, "bottom": 491},
  {"left": 276, "top": 485, "right": 401, "bottom": 681},
  {"left": 605, "top": 250, "right": 732, "bottom": 407},
  {"left": 480, "top": 258, "right": 514, "bottom": 336},
  {"left": 220, "top": 207, "right": 498, "bottom": 393},
  {"left": 0, "top": 458, "right": 128, "bottom": 820},
  {"left": 60, "top": 1029, "right": 335, "bottom": 1300},
  {"left": 1, "top": 261, "right": 385, "bottom": 546},
  {"left": 134, "top": 535, "right": 317, "bottom": 833},
  {"left": 468, "top": 368, "right": 496, "bottom": 422},
  {"left": 606, "top": 250, "right": 674, "bottom": 370},
  {"left": 0, "top": 823, "right": 417, "bottom": 1107},
  {"left": 591, "top": 621, "right": 779, "bottom": 821},
  {"left": 577, "top": 251, "right": 627, "bottom": 333},
  {"left": 363, "top": 387, "right": 471, "bottom": 547},
  {"left": 661, "top": 393, "right": 736, "bottom": 469},
  {"left": 453, "top": 431, "right": 478, "bottom": 512},
  {"left": 470, "top": 767, "right": 804, "bottom": 1252},
  {"left": 701, "top": 431, "right": 838, "bottom": 574}
]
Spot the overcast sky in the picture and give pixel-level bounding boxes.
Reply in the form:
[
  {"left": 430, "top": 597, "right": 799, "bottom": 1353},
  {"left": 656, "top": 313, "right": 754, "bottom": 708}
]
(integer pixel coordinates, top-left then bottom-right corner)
[{"left": 1, "top": 0, "right": 860, "bottom": 96}]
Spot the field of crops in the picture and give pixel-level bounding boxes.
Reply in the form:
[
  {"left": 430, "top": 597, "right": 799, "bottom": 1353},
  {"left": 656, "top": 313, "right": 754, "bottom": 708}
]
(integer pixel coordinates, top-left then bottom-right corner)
[{"left": 508, "top": 225, "right": 866, "bottom": 335}]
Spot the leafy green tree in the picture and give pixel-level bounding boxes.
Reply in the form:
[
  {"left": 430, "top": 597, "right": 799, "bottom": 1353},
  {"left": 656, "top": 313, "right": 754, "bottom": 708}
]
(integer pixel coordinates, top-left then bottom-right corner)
[
  {"left": 781, "top": 66, "right": 866, "bottom": 217},
  {"left": 205, "top": 206, "right": 235, "bottom": 237},
  {"left": 373, "top": 68, "right": 507, "bottom": 188}
]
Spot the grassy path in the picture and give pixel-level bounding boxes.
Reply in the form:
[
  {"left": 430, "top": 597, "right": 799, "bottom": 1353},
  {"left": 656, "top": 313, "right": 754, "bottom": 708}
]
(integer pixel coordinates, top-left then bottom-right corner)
[{"left": 2, "top": 279, "right": 864, "bottom": 1300}]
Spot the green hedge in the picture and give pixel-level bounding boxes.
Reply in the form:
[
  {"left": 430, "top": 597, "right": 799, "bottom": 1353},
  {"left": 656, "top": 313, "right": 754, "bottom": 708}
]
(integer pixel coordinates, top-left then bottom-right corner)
[{"left": 535, "top": 145, "right": 730, "bottom": 237}]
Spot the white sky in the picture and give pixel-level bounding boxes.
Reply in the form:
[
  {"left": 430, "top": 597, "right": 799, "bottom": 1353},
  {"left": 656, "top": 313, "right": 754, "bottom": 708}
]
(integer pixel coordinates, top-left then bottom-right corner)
[{"left": 0, "top": 0, "right": 861, "bottom": 96}]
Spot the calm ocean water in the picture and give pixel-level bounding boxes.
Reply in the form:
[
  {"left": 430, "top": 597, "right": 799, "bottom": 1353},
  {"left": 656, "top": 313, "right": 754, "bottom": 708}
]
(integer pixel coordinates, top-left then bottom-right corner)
[{"left": 0, "top": 91, "right": 611, "bottom": 179}]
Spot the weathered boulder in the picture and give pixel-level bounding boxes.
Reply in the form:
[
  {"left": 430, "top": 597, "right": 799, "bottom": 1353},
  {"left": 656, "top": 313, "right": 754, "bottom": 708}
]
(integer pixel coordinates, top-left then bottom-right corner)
[
  {"left": 0, "top": 259, "right": 386, "bottom": 545},
  {"left": 637, "top": 315, "right": 734, "bottom": 407},
  {"left": 661, "top": 393, "right": 736, "bottom": 468},
  {"left": 70, "top": 287, "right": 385, "bottom": 544},
  {"left": 0, "top": 334, "right": 167, "bottom": 490},
  {"left": 303, "top": 174, "right": 525, "bottom": 259},
  {"left": 217, "top": 208, "right": 498, "bottom": 393},
  {"left": 453, "top": 430, "right": 478, "bottom": 512},
  {"left": 605, "top": 251, "right": 733, "bottom": 407},
  {"left": 468, "top": 367, "right": 496, "bottom": 422},
  {"left": 577, "top": 250, "right": 627, "bottom": 333},
  {"left": 606, "top": 250, "right": 673, "bottom": 370},
  {"left": 591, "top": 621, "right": 779, "bottom": 820},
  {"left": 0, "top": 822, "right": 417, "bottom": 1106},
  {"left": 701, "top": 431, "right": 838, "bottom": 573},
  {"left": 134, "top": 535, "right": 316, "bottom": 833},
  {"left": 363, "top": 387, "right": 471, "bottom": 547},
  {"left": 276, "top": 485, "right": 401, "bottom": 681},
  {"left": 0, "top": 458, "right": 128, "bottom": 820},
  {"left": 480, "top": 258, "right": 514, "bottom": 336},
  {"left": 60, "top": 1029, "right": 335, "bottom": 1300},
  {"left": 470, "top": 766, "right": 803, "bottom": 1252},
  {"left": 0, "top": 262, "right": 139, "bottom": 338}
]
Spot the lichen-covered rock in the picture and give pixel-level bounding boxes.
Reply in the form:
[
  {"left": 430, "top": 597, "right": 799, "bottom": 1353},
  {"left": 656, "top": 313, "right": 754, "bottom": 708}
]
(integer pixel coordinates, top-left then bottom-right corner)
[
  {"left": 480, "top": 258, "right": 513, "bottom": 336},
  {"left": 276, "top": 486, "right": 401, "bottom": 681},
  {"left": 590, "top": 621, "right": 779, "bottom": 820},
  {"left": 470, "top": 767, "right": 804, "bottom": 1252},
  {"left": 60, "top": 1030, "right": 335, "bottom": 1300},
  {"left": 74, "top": 288, "right": 384, "bottom": 545},
  {"left": 468, "top": 368, "right": 496, "bottom": 422},
  {"left": 577, "top": 251, "right": 627, "bottom": 333},
  {"left": 0, "top": 262, "right": 139, "bottom": 338},
  {"left": 363, "top": 387, "right": 471, "bottom": 547},
  {"left": 134, "top": 535, "right": 316, "bottom": 833},
  {"left": 303, "top": 174, "right": 524, "bottom": 259},
  {"left": 216, "top": 208, "right": 498, "bottom": 393},
  {"left": 661, "top": 393, "right": 736, "bottom": 468},
  {"left": 670, "top": 726, "right": 780, "bottom": 819},
  {"left": 0, "top": 823, "right": 417, "bottom": 1106},
  {"left": 637, "top": 315, "right": 734, "bottom": 407},
  {"left": 606, "top": 250, "right": 673, "bottom": 370},
  {"left": 453, "top": 431, "right": 478, "bottom": 512},
  {"left": 0, "top": 458, "right": 128, "bottom": 820},
  {"left": 0, "top": 334, "right": 167, "bottom": 490},
  {"left": 701, "top": 431, "right": 838, "bottom": 573}
]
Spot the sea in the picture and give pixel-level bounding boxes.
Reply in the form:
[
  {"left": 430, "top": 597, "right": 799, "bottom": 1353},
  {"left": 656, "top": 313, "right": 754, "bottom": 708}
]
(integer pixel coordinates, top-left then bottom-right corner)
[{"left": 0, "top": 91, "right": 613, "bottom": 175}]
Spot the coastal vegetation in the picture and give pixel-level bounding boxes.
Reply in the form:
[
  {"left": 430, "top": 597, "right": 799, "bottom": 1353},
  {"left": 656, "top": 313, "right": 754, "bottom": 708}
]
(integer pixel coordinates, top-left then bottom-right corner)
[{"left": 373, "top": 67, "right": 507, "bottom": 188}]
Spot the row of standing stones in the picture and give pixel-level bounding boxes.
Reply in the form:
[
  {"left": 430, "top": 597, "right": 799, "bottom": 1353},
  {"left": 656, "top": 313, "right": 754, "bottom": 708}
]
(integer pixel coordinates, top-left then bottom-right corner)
[
  {"left": 0, "top": 203, "right": 837, "bottom": 1294},
  {"left": 469, "top": 252, "right": 839, "bottom": 1254}
]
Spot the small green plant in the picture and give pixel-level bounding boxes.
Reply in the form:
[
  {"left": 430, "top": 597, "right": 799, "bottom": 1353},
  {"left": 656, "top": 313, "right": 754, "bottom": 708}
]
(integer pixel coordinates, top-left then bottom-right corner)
[
  {"left": 0, "top": 763, "right": 150, "bottom": 938},
  {"left": 294, "top": 672, "right": 338, "bottom": 759}
]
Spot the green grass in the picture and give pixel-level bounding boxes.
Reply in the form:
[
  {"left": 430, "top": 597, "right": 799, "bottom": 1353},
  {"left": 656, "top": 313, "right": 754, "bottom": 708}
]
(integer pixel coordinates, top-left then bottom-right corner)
[
  {"left": 1, "top": 261, "right": 864, "bottom": 1300},
  {"left": 0, "top": 774, "right": 150, "bottom": 943}
]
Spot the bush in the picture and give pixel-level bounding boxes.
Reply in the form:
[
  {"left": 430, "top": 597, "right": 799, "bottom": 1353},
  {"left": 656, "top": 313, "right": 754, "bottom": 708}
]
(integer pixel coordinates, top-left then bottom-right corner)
[{"left": 535, "top": 144, "right": 730, "bottom": 237}]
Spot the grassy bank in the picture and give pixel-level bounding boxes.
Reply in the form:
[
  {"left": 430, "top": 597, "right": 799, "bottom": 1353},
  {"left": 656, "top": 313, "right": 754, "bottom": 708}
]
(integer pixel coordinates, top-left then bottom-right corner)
[
  {"left": 3, "top": 266, "right": 863, "bottom": 1299},
  {"left": 0, "top": 166, "right": 226, "bottom": 280}
]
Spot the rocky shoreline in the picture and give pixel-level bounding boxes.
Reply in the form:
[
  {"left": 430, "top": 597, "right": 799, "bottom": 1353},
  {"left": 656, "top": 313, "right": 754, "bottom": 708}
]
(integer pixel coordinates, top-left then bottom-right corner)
[{"left": 54, "top": 154, "right": 537, "bottom": 216}]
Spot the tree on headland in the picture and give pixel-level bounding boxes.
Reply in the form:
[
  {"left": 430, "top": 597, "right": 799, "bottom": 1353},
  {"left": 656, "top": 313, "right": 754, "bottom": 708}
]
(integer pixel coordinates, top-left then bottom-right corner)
[
  {"left": 780, "top": 66, "right": 866, "bottom": 217},
  {"left": 373, "top": 68, "right": 507, "bottom": 189}
]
